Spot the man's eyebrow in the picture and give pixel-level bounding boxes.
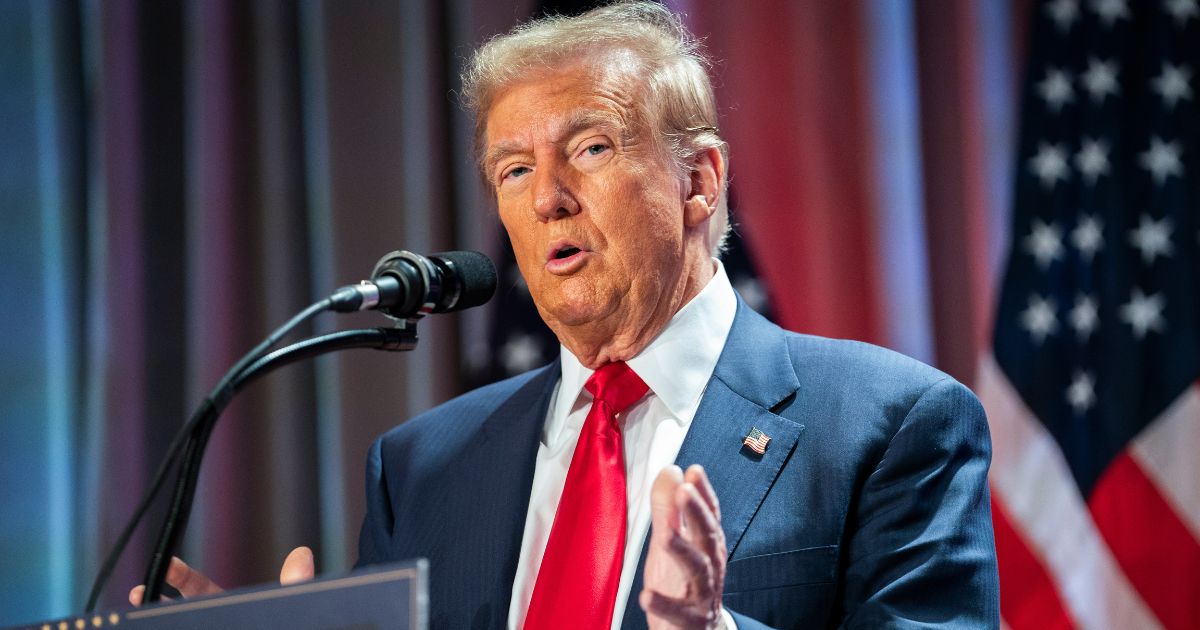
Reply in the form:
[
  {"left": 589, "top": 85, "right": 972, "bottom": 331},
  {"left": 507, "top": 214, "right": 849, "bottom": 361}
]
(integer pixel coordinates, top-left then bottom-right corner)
[
  {"left": 484, "top": 141, "right": 525, "bottom": 176},
  {"left": 560, "top": 110, "right": 624, "bottom": 140},
  {"left": 484, "top": 109, "right": 626, "bottom": 175}
]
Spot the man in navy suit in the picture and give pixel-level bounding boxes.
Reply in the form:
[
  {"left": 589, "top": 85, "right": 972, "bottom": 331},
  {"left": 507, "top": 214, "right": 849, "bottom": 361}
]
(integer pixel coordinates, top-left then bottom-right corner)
[
  {"left": 356, "top": 2, "right": 999, "bottom": 627},
  {"left": 141, "top": 2, "right": 999, "bottom": 627}
]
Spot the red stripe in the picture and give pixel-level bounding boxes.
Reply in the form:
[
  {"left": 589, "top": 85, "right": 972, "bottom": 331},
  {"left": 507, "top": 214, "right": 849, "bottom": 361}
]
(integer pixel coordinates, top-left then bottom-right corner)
[
  {"left": 1089, "top": 451, "right": 1200, "bottom": 630},
  {"left": 990, "top": 493, "right": 1076, "bottom": 630}
]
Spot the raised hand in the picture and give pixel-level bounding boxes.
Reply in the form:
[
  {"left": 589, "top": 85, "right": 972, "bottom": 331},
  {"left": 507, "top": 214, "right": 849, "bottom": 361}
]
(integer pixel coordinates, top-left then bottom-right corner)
[{"left": 640, "top": 465, "right": 728, "bottom": 630}]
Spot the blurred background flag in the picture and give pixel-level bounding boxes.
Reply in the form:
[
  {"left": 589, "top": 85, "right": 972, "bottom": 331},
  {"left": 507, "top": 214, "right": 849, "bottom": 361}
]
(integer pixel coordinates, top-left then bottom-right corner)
[{"left": 981, "top": 1, "right": 1199, "bottom": 628}]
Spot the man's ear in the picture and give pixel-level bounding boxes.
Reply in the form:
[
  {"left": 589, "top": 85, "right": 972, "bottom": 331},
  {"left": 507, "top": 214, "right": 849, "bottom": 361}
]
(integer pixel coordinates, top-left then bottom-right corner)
[{"left": 684, "top": 146, "right": 724, "bottom": 228}]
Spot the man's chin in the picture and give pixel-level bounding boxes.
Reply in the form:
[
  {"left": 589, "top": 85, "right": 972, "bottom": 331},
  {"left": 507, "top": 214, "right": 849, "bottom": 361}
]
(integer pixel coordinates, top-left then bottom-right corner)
[
  {"left": 539, "top": 298, "right": 617, "bottom": 333},
  {"left": 546, "top": 306, "right": 603, "bottom": 329}
]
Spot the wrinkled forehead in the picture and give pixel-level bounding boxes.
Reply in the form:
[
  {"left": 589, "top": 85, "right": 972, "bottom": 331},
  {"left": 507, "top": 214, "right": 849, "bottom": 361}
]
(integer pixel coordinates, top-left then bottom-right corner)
[
  {"left": 488, "top": 50, "right": 647, "bottom": 117},
  {"left": 477, "top": 48, "right": 654, "bottom": 150},
  {"left": 485, "top": 62, "right": 655, "bottom": 152}
]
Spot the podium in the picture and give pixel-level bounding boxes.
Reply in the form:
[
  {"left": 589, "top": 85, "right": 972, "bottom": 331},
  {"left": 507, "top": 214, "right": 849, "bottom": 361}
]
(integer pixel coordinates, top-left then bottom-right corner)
[{"left": 6, "top": 560, "right": 427, "bottom": 630}]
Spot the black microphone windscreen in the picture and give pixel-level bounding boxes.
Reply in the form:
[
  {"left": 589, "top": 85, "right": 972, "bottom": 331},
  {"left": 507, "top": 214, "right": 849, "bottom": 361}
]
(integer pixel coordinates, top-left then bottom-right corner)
[{"left": 433, "top": 250, "right": 497, "bottom": 311}]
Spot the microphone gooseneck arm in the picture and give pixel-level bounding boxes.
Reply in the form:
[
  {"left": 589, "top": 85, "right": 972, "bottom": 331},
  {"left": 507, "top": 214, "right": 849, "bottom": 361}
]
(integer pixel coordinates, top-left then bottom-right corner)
[
  {"left": 85, "top": 249, "right": 495, "bottom": 613},
  {"left": 85, "top": 297, "right": 335, "bottom": 612},
  {"left": 139, "top": 327, "right": 418, "bottom": 604}
]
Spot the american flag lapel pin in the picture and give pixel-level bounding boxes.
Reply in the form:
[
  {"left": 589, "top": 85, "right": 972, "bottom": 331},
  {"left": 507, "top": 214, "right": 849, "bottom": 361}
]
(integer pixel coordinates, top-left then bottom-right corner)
[{"left": 742, "top": 427, "right": 770, "bottom": 455}]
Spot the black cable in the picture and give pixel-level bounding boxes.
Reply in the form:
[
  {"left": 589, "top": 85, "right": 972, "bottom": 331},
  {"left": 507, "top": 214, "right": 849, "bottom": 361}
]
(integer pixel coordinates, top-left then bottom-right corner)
[
  {"left": 139, "top": 326, "right": 416, "bottom": 603},
  {"left": 85, "top": 297, "right": 333, "bottom": 612},
  {"left": 139, "top": 413, "right": 217, "bottom": 604},
  {"left": 235, "top": 328, "right": 418, "bottom": 390}
]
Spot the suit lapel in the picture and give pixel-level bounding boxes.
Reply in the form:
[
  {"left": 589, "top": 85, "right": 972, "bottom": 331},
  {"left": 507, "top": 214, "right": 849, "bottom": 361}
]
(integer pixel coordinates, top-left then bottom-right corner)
[
  {"left": 440, "top": 363, "right": 559, "bottom": 624},
  {"left": 621, "top": 303, "right": 803, "bottom": 629}
]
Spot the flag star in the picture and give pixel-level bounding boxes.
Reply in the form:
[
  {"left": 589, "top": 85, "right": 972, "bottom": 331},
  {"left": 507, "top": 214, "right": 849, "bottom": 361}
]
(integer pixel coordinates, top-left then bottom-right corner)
[
  {"left": 1151, "top": 62, "right": 1193, "bottom": 109},
  {"left": 1128, "top": 213, "right": 1174, "bottom": 264},
  {"left": 1025, "top": 219, "right": 1065, "bottom": 269},
  {"left": 1139, "top": 136, "right": 1184, "bottom": 185},
  {"left": 1030, "top": 142, "right": 1072, "bottom": 189},
  {"left": 1038, "top": 68, "right": 1076, "bottom": 112},
  {"left": 733, "top": 276, "right": 768, "bottom": 313},
  {"left": 501, "top": 333, "right": 544, "bottom": 374},
  {"left": 1046, "top": 0, "right": 1081, "bottom": 30},
  {"left": 1090, "top": 0, "right": 1130, "bottom": 26},
  {"left": 1080, "top": 58, "right": 1120, "bottom": 102},
  {"left": 1020, "top": 295, "right": 1059, "bottom": 344},
  {"left": 1065, "top": 370, "right": 1097, "bottom": 415},
  {"left": 1070, "top": 294, "right": 1099, "bottom": 341},
  {"left": 1119, "top": 288, "right": 1166, "bottom": 338},
  {"left": 1075, "top": 138, "right": 1111, "bottom": 185},
  {"left": 1164, "top": 0, "right": 1199, "bottom": 27},
  {"left": 1071, "top": 214, "right": 1104, "bottom": 261}
]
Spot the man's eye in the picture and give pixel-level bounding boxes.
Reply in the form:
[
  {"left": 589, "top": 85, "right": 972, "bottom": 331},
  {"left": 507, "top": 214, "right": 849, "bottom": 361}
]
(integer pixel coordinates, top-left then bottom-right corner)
[
  {"left": 584, "top": 143, "right": 609, "bottom": 156},
  {"left": 503, "top": 166, "right": 531, "bottom": 181}
]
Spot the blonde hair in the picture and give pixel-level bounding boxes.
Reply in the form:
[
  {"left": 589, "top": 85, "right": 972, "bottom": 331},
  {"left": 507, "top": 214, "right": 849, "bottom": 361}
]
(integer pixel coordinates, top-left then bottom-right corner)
[{"left": 461, "top": 0, "right": 731, "bottom": 254}]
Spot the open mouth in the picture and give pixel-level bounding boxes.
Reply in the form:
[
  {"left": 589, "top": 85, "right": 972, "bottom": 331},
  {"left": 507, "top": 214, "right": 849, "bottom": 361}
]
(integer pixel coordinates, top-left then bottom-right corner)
[
  {"left": 545, "top": 241, "right": 588, "bottom": 273},
  {"left": 553, "top": 246, "right": 582, "bottom": 260}
]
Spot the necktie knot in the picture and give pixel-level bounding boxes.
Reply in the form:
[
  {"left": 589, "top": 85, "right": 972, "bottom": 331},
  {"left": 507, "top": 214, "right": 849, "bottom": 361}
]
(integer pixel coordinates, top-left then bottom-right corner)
[{"left": 585, "top": 361, "right": 649, "bottom": 416}]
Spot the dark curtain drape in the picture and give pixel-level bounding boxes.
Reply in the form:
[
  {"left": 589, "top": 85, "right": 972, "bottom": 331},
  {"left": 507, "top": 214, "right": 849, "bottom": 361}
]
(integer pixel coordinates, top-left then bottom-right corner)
[{"left": 1, "top": 0, "right": 529, "bottom": 618}]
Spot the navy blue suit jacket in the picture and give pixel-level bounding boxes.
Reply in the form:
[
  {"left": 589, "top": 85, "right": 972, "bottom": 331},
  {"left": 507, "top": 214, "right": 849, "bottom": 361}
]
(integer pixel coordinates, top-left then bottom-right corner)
[{"left": 357, "top": 302, "right": 1000, "bottom": 628}]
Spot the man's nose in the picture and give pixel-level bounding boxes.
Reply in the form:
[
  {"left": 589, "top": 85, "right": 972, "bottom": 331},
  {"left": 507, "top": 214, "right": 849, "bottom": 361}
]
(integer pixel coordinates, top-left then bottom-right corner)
[{"left": 532, "top": 166, "right": 580, "bottom": 222}]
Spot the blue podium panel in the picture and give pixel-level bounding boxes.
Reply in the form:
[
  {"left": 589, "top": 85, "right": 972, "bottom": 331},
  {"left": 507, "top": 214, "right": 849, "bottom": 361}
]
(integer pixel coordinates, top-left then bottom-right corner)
[{"left": 8, "top": 560, "right": 427, "bottom": 630}]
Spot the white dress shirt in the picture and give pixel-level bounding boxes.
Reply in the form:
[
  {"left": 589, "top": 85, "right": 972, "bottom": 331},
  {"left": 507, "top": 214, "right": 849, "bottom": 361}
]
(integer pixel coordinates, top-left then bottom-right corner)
[{"left": 507, "top": 261, "right": 738, "bottom": 630}]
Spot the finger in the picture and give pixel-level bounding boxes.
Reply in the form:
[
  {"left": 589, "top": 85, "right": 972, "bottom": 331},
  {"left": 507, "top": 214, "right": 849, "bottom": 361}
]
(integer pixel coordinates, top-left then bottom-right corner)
[
  {"left": 650, "top": 465, "right": 685, "bottom": 541},
  {"left": 280, "top": 546, "right": 315, "bottom": 585},
  {"left": 666, "top": 533, "right": 715, "bottom": 600},
  {"left": 676, "top": 483, "right": 725, "bottom": 600},
  {"left": 128, "top": 585, "right": 173, "bottom": 606},
  {"left": 638, "top": 588, "right": 714, "bottom": 628},
  {"left": 685, "top": 464, "right": 721, "bottom": 522},
  {"left": 676, "top": 482, "right": 724, "bottom": 563},
  {"left": 165, "top": 556, "right": 223, "bottom": 597},
  {"left": 651, "top": 465, "right": 685, "bottom": 512}
]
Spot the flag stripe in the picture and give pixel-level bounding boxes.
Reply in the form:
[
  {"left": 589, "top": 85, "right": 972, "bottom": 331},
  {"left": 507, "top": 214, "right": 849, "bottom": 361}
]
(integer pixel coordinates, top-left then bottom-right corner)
[
  {"left": 1130, "top": 384, "right": 1200, "bottom": 541},
  {"left": 991, "top": 495, "right": 1076, "bottom": 630},
  {"left": 978, "top": 355, "right": 1161, "bottom": 630},
  {"left": 1089, "top": 451, "right": 1200, "bottom": 630}
]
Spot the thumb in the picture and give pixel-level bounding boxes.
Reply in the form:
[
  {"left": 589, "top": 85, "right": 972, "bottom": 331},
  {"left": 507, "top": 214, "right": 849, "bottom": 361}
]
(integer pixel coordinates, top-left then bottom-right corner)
[
  {"left": 649, "top": 465, "right": 684, "bottom": 542},
  {"left": 280, "top": 546, "right": 315, "bottom": 585}
]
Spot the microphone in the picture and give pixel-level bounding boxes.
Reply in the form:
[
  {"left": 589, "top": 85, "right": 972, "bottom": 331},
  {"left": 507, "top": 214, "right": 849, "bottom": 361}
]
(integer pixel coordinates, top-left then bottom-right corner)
[{"left": 331, "top": 250, "right": 497, "bottom": 320}]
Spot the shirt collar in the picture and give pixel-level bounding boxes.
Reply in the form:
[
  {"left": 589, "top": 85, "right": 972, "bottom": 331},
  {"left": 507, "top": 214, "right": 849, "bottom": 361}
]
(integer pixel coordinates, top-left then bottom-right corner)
[{"left": 549, "top": 260, "right": 738, "bottom": 443}]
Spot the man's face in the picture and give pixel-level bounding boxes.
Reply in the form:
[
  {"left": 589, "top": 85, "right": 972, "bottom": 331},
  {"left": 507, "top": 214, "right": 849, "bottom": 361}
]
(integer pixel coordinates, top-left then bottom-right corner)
[{"left": 484, "top": 63, "right": 706, "bottom": 356}]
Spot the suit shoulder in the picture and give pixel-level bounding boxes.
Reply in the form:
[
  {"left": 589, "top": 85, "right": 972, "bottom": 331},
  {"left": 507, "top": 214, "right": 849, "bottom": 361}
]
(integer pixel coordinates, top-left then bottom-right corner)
[
  {"left": 780, "top": 332, "right": 980, "bottom": 420},
  {"left": 786, "top": 332, "right": 951, "bottom": 389}
]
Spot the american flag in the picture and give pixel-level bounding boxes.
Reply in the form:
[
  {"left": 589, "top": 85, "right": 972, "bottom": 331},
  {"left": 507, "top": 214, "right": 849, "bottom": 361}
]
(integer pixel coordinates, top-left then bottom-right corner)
[
  {"left": 980, "top": 1, "right": 1200, "bottom": 628},
  {"left": 741, "top": 427, "right": 770, "bottom": 455}
]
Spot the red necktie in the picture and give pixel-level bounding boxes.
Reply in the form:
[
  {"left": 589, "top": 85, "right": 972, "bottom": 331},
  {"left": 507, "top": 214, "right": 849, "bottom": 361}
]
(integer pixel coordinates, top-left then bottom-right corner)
[{"left": 524, "top": 362, "right": 649, "bottom": 630}]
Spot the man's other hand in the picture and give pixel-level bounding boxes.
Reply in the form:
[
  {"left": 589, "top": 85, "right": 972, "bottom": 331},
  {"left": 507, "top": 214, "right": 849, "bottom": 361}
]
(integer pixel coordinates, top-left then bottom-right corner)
[
  {"left": 128, "top": 546, "right": 315, "bottom": 605},
  {"left": 640, "top": 465, "right": 728, "bottom": 629}
]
